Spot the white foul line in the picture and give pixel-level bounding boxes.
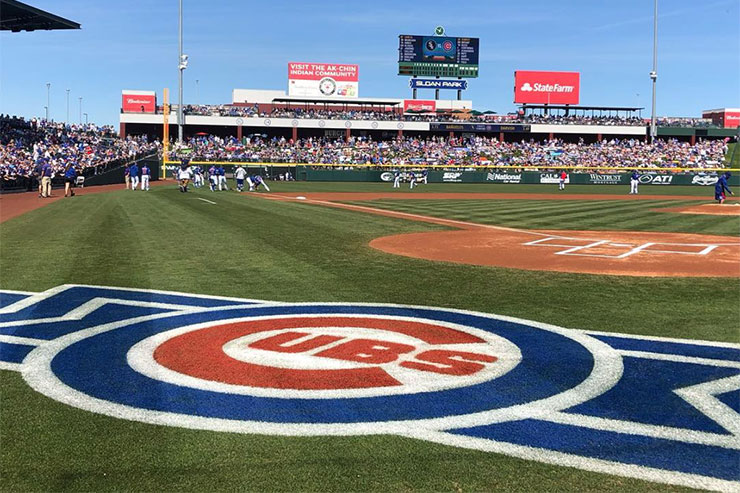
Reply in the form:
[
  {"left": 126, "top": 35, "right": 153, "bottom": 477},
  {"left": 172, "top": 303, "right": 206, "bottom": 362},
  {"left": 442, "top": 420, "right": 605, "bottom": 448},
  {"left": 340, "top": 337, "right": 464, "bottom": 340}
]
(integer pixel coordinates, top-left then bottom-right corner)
[{"left": 197, "top": 198, "right": 216, "bottom": 205}]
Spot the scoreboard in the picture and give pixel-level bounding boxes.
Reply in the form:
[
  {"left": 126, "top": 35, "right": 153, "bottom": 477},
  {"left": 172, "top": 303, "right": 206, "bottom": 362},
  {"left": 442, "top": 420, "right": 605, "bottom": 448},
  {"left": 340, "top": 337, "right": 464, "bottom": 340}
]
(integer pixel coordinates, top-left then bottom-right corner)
[{"left": 398, "top": 35, "right": 479, "bottom": 78}]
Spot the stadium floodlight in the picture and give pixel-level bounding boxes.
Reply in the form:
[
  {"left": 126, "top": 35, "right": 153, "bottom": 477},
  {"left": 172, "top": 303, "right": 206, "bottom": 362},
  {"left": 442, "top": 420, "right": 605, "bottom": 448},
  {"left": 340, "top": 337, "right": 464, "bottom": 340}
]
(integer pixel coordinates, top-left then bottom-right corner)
[
  {"left": 650, "top": 0, "right": 658, "bottom": 142},
  {"left": 178, "top": 0, "right": 184, "bottom": 143},
  {"left": 46, "top": 82, "right": 50, "bottom": 120}
]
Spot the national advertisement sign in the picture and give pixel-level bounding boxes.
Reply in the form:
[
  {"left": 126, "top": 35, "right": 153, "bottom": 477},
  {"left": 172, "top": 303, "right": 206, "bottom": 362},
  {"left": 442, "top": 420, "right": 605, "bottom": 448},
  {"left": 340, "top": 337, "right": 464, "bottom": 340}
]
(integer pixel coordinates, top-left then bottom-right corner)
[
  {"left": 486, "top": 172, "right": 522, "bottom": 184},
  {"left": 404, "top": 99, "right": 436, "bottom": 113},
  {"left": 121, "top": 90, "right": 156, "bottom": 113},
  {"left": 409, "top": 79, "right": 468, "bottom": 90},
  {"left": 514, "top": 71, "right": 580, "bottom": 105},
  {"left": 288, "top": 62, "right": 359, "bottom": 98}
]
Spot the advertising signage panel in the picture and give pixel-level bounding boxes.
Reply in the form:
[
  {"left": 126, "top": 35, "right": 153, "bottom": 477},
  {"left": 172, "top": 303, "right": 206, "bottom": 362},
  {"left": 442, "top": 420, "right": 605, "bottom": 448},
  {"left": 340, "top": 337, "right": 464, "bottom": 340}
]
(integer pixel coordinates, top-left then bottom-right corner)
[
  {"left": 398, "top": 35, "right": 479, "bottom": 78},
  {"left": 121, "top": 90, "right": 156, "bottom": 113},
  {"left": 409, "top": 79, "right": 468, "bottom": 90},
  {"left": 288, "top": 62, "right": 359, "bottom": 98},
  {"left": 514, "top": 71, "right": 580, "bottom": 105}
]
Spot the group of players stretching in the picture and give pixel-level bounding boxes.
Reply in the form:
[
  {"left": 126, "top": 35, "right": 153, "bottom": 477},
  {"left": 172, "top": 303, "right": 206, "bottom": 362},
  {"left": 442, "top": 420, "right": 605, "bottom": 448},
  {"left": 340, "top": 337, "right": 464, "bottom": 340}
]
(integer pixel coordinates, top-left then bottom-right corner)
[{"left": 175, "top": 162, "right": 270, "bottom": 193}]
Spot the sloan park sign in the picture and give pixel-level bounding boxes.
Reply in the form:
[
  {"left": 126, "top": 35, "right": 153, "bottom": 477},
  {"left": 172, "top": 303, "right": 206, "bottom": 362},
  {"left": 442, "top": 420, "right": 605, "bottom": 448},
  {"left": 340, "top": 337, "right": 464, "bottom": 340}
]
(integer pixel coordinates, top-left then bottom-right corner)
[{"left": 409, "top": 78, "right": 468, "bottom": 90}]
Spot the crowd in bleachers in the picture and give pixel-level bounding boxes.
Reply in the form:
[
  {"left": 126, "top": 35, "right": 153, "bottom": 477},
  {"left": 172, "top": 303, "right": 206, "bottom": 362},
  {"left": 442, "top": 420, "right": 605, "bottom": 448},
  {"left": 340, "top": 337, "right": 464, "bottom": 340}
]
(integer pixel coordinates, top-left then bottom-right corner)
[
  {"left": 168, "top": 104, "right": 717, "bottom": 127},
  {"left": 170, "top": 134, "right": 729, "bottom": 169},
  {"left": 0, "top": 115, "right": 159, "bottom": 190}
]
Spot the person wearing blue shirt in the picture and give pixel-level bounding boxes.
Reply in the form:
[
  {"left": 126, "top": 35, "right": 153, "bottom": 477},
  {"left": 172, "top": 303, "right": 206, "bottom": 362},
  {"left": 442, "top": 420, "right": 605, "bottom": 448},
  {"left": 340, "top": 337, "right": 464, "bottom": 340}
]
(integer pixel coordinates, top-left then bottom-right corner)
[
  {"left": 129, "top": 163, "right": 140, "bottom": 191},
  {"left": 64, "top": 165, "right": 77, "bottom": 197},
  {"left": 409, "top": 171, "right": 417, "bottom": 190},
  {"left": 141, "top": 163, "right": 151, "bottom": 191},
  {"left": 217, "top": 165, "right": 227, "bottom": 191},
  {"left": 393, "top": 170, "right": 401, "bottom": 189},
  {"left": 715, "top": 172, "right": 734, "bottom": 204},
  {"left": 247, "top": 174, "right": 270, "bottom": 192},
  {"left": 421, "top": 168, "right": 429, "bottom": 185},
  {"left": 40, "top": 161, "right": 53, "bottom": 198},
  {"left": 630, "top": 170, "right": 640, "bottom": 195}
]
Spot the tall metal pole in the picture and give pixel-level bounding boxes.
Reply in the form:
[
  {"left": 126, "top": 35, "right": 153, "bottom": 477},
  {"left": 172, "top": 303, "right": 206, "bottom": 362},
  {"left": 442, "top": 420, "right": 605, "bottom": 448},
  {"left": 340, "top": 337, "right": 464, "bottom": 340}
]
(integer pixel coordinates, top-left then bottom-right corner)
[
  {"left": 46, "top": 83, "right": 50, "bottom": 120},
  {"left": 196, "top": 79, "right": 199, "bottom": 106},
  {"left": 178, "top": 0, "right": 184, "bottom": 143},
  {"left": 79, "top": 97, "right": 82, "bottom": 124},
  {"left": 650, "top": 0, "right": 658, "bottom": 142},
  {"left": 66, "top": 89, "right": 70, "bottom": 123}
]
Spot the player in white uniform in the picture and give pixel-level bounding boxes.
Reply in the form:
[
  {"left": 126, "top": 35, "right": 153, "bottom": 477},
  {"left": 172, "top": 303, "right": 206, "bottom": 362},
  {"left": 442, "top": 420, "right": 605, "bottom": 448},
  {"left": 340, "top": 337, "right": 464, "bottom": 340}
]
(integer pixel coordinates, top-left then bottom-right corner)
[
  {"left": 392, "top": 170, "right": 401, "bottom": 188},
  {"left": 629, "top": 170, "right": 640, "bottom": 195},
  {"left": 409, "top": 171, "right": 417, "bottom": 190},
  {"left": 176, "top": 163, "right": 194, "bottom": 192},
  {"left": 234, "top": 165, "right": 247, "bottom": 192}
]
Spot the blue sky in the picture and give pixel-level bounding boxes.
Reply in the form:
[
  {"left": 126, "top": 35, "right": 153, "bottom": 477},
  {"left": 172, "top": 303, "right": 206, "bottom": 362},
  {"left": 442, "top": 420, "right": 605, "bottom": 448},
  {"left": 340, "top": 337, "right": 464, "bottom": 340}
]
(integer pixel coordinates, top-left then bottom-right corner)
[{"left": 1, "top": 0, "right": 738, "bottom": 127}]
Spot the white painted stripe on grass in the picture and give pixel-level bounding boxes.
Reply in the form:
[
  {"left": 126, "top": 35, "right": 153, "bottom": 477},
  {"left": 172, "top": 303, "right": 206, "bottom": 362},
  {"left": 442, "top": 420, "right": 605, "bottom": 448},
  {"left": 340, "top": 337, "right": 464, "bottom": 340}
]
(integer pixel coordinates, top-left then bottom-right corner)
[
  {"left": 403, "top": 429, "right": 740, "bottom": 492},
  {"left": 0, "top": 335, "right": 45, "bottom": 346},
  {"left": 0, "top": 361, "right": 22, "bottom": 371},
  {"left": 197, "top": 198, "right": 216, "bottom": 205}
]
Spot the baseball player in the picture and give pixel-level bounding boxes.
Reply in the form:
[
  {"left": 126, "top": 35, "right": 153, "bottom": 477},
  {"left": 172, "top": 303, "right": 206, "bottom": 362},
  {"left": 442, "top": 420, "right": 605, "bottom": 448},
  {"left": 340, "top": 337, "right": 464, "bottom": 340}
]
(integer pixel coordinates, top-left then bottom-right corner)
[
  {"left": 558, "top": 170, "right": 567, "bottom": 191},
  {"left": 392, "top": 170, "right": 401, "bottom": 189},
  {"left": 129, "top": 162, "right": 140, "bottom": 191},
  {"left": 124, "top": 165, "right": 130, "bottom": 190},
  {"left": 64, "top": 164, "right": 77, "bottom": 197},
  {"left": 234, "top": 165, "right": 247, "bottom": 192},
  {"left": 192, "top": 165, "right": 203, "bottom": 188},
  {"left": 217, "top": 165, "right": 228, "bottom": 191},
  {"left": 630, "top": 170, "right": 639, "bottom": 195},
  {"left": 409, "top": 171, "right": 417, "bottom": 190},
  {"left": 177, "top": 162, "right": 193, "bottom": 192},
  {"left": 715, "top": 172, "right": 734, "bottom": 204},
  {"left": 208, "top": 165, "right": 218, "bottom": 192},
  {"left": 420, "top": 168, "right": 429, "bottom": 185},
  {"left": 141, "top": 163, "right": 151, "bottom": 191},
  {"left": 247, "top": 174, "right": 270, "bottom": 192}
]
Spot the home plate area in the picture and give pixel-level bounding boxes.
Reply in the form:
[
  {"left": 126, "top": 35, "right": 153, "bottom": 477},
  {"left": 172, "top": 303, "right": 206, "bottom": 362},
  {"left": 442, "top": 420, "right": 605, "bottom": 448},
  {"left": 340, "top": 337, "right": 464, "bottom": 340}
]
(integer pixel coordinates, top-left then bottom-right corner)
[
  {"left": 523, "top": 235, "right": 719, "bottom": 259},
  {"left": 369, "top": 229, "right": 740, "bottom": 277}
]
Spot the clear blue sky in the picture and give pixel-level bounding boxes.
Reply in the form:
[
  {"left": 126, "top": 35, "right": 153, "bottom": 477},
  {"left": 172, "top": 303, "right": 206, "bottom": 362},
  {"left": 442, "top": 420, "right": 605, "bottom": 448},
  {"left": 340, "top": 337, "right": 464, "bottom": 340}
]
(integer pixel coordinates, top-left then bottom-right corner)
[{"left": 1, "top": 0, "right": 738, "bottom": 127}]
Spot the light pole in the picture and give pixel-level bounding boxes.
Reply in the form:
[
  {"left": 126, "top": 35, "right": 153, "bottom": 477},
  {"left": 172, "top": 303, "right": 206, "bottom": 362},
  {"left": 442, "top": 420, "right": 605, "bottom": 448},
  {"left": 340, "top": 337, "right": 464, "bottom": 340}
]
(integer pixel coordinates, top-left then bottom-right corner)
[
  {"left": 78, "top": 97, "right": 82, "bottom": 124},
  {"left": 649, "top": 0, "right": 658, "bottom": 142},
  {"left": 46, "top": 82, "right": 51, "bottom": 120},
  {"left": 196, "top": 79, "right": 199, "bottom": 106},
  {"left": 177, "top": 0, "right": 188, "bottom": 143},
  {"left": 84, "top": 113, "right": 88, "bottom": 124},
  {"left": 44, "top": 106, "right": 48, "bottom": 120},
  {"left": 66, "top": 89, "right": 70, "bottom": 123}
]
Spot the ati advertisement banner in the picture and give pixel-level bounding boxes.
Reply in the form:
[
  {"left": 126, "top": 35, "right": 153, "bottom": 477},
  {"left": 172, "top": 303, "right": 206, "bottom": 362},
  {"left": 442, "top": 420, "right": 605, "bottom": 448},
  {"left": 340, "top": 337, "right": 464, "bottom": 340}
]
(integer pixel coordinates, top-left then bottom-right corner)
[
  {"left": 288, "top": 62, "right": 359, "bottom": 98},
  {"left": 404, "top": 99, "right": 436, "bottom": 113},
  {"left": 121, "top": 91, "right": 156, "bottom": 113},
  {"left": 514, "top": 71, "right": 580, "bottom": 105}
]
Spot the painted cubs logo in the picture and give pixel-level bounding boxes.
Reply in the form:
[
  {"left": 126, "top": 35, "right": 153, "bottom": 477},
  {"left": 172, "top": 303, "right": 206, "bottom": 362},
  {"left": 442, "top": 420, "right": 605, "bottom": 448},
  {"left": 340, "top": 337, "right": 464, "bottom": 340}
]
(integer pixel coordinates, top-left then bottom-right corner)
[{"left": 0, "top": 285, "right": 738, "bottom": 491}]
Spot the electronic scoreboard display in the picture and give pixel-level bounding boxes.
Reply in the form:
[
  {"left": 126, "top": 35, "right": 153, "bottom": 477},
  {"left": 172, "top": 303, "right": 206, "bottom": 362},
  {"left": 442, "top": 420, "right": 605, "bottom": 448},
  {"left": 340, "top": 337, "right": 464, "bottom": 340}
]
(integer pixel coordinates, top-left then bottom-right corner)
[{"left": 398, "top": 35, "right": 479, "bottom": 78}]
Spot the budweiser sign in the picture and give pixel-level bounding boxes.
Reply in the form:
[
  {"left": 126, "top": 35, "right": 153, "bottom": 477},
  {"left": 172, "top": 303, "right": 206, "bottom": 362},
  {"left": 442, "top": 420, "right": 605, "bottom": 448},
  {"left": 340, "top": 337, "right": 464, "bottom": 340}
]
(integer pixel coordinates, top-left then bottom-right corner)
[
  {"left": 122, "top": 90, "right": 156, "bottom": 113},
  {"left": 403, "top": 99, "right": 436, "bottom": 113},
  {"left": 514, "top": 71, "right": 580, "bottom": 105}
]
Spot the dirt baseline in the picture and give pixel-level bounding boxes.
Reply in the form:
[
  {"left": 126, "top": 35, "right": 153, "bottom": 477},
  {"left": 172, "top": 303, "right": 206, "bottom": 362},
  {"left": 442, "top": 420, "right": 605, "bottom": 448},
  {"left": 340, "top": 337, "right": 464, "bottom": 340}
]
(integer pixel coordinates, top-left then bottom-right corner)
[{"left": 269, "top": 193, "right": 740, "bottom": 278}]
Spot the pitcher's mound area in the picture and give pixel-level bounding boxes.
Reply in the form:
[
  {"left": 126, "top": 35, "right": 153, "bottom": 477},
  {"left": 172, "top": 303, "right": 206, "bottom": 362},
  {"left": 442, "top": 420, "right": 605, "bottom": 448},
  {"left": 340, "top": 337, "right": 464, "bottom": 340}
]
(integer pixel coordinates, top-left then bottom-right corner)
[
  {"left": 656, "top": 203, "right": 740, "bottom": 216},
  {"left": 371, "top": 229, "right": 740, "bottom": 277}
]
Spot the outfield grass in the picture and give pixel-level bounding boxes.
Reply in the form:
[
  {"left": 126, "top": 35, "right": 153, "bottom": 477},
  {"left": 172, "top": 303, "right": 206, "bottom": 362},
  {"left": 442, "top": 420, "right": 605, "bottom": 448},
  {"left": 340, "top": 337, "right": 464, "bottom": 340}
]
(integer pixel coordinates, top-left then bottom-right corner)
[{"left": 0, "top": 183, "right": 737, "bottom": 492}]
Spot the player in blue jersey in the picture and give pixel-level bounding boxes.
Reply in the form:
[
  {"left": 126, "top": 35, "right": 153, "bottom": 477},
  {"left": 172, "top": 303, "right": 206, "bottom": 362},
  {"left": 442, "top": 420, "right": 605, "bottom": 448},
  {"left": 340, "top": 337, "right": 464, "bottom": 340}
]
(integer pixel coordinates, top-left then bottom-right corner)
[
  {"left": 630, "top": 170, "right": 640, "bottom": 194},
  {"left": 192, "top": 166, "right": 203, "bottom": 188},
  {"left": 129, "top": 162, "right": 139, "bottom": 191},
  {"left": 409, "top": 171, "right": 417, "bottom": 189},
  {"left": 247, "top": 174, "right": 270, "bottom": 192},
  {"left": 217, "top": 165, "right": 228, "bottom": 191},
  {"left": 208, "top": 165, "right": 217, "bottom": 191},
  {"left": 64, "top": 164, "right": 77, "bottom": 197},
  {"left": 715, "top": 172, "right": 734, "bottom": 204},
  {"left": 392, "top": 170, "right": 401, "bottom": 188},
  {"left": 141, "top": 163, "right": 151, "bottom": 191},
  {"left": 420, "top": 168, "right": 429, "bottom": 185}
]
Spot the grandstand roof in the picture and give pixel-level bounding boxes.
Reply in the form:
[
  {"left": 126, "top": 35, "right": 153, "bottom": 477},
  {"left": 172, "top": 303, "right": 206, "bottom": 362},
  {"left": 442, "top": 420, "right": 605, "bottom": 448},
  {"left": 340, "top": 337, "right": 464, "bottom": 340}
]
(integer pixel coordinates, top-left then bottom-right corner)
[
  {"left": 272, "top": 97, "right": 401, "bottom": 106},
  {"left": 0, "top": 0, "right": 80, "bottom": 32},
  {"left": 519, "top": 104, "right": 643, "bottom": 112}
]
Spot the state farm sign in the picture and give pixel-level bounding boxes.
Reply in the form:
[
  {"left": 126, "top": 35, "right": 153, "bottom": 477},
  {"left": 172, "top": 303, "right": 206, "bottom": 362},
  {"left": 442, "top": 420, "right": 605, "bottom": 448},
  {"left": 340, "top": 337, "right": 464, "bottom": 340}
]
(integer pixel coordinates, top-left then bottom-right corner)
[
  {"left": 514, "top": 71, "right": 580, "bottom": 105},
  {"left": 122, "top": 90, "right": 156, "bottom": 113}
]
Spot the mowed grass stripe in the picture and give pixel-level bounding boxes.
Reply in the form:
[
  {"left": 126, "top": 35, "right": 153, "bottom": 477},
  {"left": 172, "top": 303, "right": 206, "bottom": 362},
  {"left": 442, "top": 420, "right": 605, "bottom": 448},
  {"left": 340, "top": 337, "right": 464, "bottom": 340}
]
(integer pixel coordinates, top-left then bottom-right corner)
[{"left": 352, "top": 199, "right": 739, "bottom": 236}]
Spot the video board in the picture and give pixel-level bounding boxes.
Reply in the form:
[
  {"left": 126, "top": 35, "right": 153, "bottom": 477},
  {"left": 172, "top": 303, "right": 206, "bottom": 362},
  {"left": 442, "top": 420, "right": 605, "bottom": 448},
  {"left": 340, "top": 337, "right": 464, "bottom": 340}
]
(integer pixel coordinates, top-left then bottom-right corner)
[{"left": 398, "top": 35, "right": 479, "bottom": 78}]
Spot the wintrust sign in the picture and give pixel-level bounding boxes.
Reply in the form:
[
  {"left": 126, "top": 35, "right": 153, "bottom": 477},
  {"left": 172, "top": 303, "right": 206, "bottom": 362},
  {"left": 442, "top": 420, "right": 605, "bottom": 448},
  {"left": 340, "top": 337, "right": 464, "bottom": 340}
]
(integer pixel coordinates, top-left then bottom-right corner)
[{"left": 514, "top": 71, "right": 580, "bottom": 105}]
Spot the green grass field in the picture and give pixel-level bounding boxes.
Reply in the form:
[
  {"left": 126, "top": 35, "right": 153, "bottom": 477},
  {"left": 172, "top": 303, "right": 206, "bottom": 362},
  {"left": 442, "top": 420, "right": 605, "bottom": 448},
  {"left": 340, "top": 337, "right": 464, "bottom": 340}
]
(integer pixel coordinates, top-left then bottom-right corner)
[{"left": 1, "top": 182, "right": 738, "bottom": 491}]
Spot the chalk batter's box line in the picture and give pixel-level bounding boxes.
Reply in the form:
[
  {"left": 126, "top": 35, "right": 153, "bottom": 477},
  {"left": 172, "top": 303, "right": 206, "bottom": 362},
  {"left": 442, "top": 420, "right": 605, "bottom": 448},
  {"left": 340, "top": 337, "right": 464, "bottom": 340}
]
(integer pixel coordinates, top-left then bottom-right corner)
[{"left": 523, "top": 237, "right": 720, "bottom": 259}]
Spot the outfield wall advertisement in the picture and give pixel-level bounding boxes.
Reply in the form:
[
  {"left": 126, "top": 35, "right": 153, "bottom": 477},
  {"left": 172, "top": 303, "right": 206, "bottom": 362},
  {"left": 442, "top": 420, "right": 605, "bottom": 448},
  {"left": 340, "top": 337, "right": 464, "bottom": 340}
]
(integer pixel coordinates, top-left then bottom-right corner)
[
  {"left": 514, "top": 71, "right": 580, "bottom": 105},
  {"left": 288, "top": 62, "right": 359, "bottom": 98},
  {"left": 298, "top": 167, "right": 739, "bottom": 186}
]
